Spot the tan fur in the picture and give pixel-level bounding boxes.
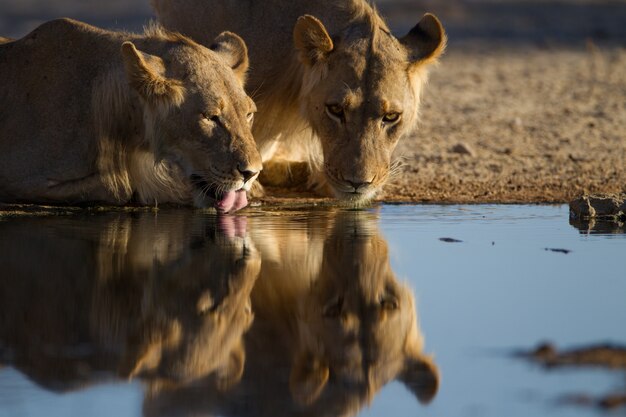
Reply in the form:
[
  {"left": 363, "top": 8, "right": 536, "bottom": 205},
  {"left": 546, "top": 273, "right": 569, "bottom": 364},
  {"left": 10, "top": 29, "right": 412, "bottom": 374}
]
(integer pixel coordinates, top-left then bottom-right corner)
[
  {"left": 143, "top": 210, "right": 439, "bottom": 417},
  {"left": 108, "top": 215, "right": 261, "bottom": 384},
  {"left": 252, "top": 211, "right": 439, "bottom": 408},
  {"left": 153, "top": 0, "right": 446, "bottom": 204},
  {"left": 0, "top": 212, "right": 260, "bottom": 389},
  {"left": 0, "top": 208, "right": 437, "bottom": 414},
  {"left": 0, "top": 18, "right": 261, "bottom": 207}
]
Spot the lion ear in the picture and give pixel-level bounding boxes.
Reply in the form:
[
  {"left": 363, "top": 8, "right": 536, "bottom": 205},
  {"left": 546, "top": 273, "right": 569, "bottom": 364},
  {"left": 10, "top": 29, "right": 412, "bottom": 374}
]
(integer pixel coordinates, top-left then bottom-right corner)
[
  {"left": 289, "top": 351, "right": 330, "bottom": 406},
  {"left": 398, "top": 353, "right": 440, "bottom": 404},
  {"left": 400, "top": 13, "right": 447, "bottom": 68},
  {"left": 121, "top": 41, "right": 185, "bottom": 109},
  {"left": 293, "top": 15, "right": 334, "bottom": 66},
  {"left": 210, "top": 31, "right": 249, "bottom": 84}
]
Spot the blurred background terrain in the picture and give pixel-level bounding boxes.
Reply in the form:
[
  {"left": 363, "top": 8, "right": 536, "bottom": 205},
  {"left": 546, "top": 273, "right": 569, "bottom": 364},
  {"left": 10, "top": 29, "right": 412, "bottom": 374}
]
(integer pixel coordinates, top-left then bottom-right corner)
[
  {"left": 1, "top": 0, "right": 625, "bottom": 202},
  {"left": 3, "top": 0, "right": 626, "bottom": 43}
]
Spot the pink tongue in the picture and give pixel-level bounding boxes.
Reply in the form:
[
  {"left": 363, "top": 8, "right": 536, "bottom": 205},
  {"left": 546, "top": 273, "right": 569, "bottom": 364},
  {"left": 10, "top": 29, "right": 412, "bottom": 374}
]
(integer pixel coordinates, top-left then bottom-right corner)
[
  {"left": 232, "top": 190, "right": 248, "bottom": 211},
  {"left": 215, "top": 190, "right": 248, "bottom": 213}
]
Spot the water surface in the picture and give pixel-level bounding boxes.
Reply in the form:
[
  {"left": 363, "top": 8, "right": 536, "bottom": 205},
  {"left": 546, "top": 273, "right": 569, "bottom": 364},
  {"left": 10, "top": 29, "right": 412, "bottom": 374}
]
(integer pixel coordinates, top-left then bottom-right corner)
[{"left": 0, "top": 204, "right": 624, "bottom": 417}]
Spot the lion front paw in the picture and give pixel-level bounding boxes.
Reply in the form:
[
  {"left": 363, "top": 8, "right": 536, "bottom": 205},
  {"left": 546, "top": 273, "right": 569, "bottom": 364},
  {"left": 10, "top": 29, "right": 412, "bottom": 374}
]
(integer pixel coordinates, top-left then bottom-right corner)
[
  {"left": 259, "top": 159, "right": 311, "bottom": 188},
  {"left": 249, "top": 180, "right": 266, "bottom": 198}
]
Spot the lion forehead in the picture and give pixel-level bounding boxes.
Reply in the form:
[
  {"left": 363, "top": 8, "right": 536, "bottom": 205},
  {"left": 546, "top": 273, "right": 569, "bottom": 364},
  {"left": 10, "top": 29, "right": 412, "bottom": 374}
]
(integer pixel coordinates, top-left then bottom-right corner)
[{"left": 324, "top": 44, "right": 414, "bottom": 104}]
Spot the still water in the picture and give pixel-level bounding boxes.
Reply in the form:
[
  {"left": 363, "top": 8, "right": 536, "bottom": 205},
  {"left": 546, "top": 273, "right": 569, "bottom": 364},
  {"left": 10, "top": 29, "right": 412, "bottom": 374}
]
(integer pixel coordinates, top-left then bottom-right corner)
[{"left": 0, "top": 204, "right": 624, "bottom": 417}]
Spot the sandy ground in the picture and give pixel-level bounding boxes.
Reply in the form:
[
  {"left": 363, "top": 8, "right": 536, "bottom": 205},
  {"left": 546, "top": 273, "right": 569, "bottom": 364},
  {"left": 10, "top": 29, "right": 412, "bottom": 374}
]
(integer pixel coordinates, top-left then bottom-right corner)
[
  {"left": 1, "top": 0, "right": 625, "bottom": 204},
  {"left": 385, "top": 42, "right": 626, "bottom": 203},
  {"left": 380, "top": 0, "right": 626, "bottom": 203}
]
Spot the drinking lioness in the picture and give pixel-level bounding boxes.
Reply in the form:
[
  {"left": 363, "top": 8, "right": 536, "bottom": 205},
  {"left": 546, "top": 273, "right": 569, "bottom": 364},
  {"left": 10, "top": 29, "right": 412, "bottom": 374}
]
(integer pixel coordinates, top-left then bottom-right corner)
[
  {"left": 153, "top": 0, "right": 446, "bottom": 204},
  {"left": 143, "top": 210, "right": 439, "bottom": 417},
  {"left": 0, "top": 19, "right": 261, "bottom": 212}
]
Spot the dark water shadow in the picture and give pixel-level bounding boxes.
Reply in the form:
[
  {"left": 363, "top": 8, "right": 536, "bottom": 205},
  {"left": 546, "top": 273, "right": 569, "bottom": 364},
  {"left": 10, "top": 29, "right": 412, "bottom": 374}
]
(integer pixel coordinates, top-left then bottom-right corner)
[
  {"left": 569, "top": 217, "right": 626, "bottom": 235},
  {"left": 0, "top": 209, "right": 438, "bottom": 417},
  {"left": 518, "top": 342, "right": 626, "bottom": 411}
]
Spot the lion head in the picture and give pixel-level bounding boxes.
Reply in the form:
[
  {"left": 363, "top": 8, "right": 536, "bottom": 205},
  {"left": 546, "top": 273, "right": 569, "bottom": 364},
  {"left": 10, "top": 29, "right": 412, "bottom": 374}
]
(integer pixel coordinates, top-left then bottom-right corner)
[
  {"left": 1, "top": 19, "right": 261, "bottom": 211},
  {"left": 289, "top": 211, "right": 439, "bottom": 408},
  {"left": 0, "top": 211, "right": 260, "bottom": 392},
  {"left": 116, "top": 30, "right": 262, "bottom": 211},
  {"left": 106, "top": 214, "right": 261, "bottom": 386},
  {"left": 293, "top": 13, "right": 446, "bottom": 202}
]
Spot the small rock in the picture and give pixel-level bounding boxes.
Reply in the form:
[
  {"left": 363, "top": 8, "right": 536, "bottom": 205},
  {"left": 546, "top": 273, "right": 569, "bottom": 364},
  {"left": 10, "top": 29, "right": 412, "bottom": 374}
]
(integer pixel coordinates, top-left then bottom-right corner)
[
  {"left": 510, "top": 117, "right": 523, "bottom": 131},
  {"left": 599, "top": 395, "right": 626, "bottom": 410},
  {"left": 450, "top": 143, "right": 474, "bottom": 156},
  {"left": 530, "top": 342, "right": 557, "bottom": 360},
  {"left": 545, "top": 248, "right": 571, "bottom": 254},
  {"left": 439, "top": 237, "right": 463, "bottom": 243},
  {"left": 570, "top": 194, "right": 624, "bottom": 219}
]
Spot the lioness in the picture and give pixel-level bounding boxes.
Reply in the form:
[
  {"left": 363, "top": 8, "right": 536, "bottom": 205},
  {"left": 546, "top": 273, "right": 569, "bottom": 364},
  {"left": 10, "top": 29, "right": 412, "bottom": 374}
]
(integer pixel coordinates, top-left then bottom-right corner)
[
  {"left": 0, "top": 18, "right": 261, "bottom": 212},
  {"left": 153, "top": 0, "right": 446, "bottom": 203},
  {"left": 252, "top": 211, "right": 439, "bottom": 409},
  {"left": 0, "top": 211, "right": 260, "bottom": 390},
  {"left": 143, "top": 210, "right": 438, "bottom": 417}
]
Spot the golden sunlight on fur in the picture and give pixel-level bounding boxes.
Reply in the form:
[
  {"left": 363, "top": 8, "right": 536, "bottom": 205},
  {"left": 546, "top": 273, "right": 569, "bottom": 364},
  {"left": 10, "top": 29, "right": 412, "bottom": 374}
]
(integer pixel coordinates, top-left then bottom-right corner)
[
  {"left": 142, "top": 210, "right": 439, "bottom": 417},
  {"left": 0, "top": 209, "right": 437, "bottom": 416},
  {"left": 0, "top": 19, "right": 261, "bottom": 211},
  {"left": 0, "top": 212, "right": 260, "bottom": 390},
  {"left": 153, "top": 0, "right": 446, "bottom": 204}
]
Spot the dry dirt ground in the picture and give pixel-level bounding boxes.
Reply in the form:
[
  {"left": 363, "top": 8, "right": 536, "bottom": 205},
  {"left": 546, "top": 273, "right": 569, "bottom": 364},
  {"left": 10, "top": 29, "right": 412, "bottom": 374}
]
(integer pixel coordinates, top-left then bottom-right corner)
[
  {"left": 385, "top": 42, "right": 626, "bottom": 203},
  {"left": 1, "top": 0, "right": 625, "bottom": 204},
  {"left": 380, "top": 0, "right": 626, "bottom": 203}
]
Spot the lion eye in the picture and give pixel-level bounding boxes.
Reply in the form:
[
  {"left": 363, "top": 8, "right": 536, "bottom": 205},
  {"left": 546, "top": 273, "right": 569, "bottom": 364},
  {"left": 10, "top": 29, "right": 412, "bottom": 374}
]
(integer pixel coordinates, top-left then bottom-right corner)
[
  {"left": 246, "top": 112, "right": 254, "bottom": 123},
  {"left": 202, "top": 113, "right": 220, "bottom": 123},
  {"left": 325, "top": 104, "right": 345, "bottom": 122},
  {"left": 382, "top": 112, "right": 401, "bottom": 124},
  {"left": 379, "top": 294, "right": 399, "bottom": 311}
]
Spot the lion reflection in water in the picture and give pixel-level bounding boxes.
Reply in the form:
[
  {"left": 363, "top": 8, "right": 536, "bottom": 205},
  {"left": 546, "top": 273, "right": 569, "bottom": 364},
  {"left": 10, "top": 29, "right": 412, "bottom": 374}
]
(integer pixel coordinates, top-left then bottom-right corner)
[
  {"left": 146, "top": 210, "right": 438, "bottom": 417},
  {"left": 0, "top": 212, "right": 260, "bottom": 391}
]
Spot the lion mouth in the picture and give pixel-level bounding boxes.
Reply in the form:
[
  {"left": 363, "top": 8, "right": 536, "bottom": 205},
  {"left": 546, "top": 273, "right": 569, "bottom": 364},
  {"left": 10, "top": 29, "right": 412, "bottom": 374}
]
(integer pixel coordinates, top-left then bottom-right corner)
[
  {"left": 325, "top": 173, "right": 375, "bottom": 198},
  {"left": 190, "top": 174, "right": 248, "bottom": 213}
]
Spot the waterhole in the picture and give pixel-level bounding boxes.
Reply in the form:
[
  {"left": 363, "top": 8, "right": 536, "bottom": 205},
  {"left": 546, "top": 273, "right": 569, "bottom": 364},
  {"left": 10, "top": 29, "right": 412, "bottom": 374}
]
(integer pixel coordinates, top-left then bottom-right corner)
[{"left": 0, "top": 204, "right": 624, "bottom": 417}]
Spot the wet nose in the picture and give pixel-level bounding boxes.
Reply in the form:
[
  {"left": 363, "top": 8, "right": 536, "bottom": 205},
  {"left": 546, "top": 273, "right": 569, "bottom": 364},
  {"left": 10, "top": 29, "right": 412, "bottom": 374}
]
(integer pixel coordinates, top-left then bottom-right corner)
[
  {"left": 237, "top": 165, "right": 259, "bottom": 183},
  {"left": 346, "top": 180, "right": 373, "bottom": 191}
]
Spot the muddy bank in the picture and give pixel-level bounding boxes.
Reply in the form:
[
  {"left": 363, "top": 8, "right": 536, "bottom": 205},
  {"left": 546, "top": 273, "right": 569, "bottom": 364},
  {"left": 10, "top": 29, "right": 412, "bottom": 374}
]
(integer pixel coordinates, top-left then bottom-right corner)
[
  {"left": 522, "top": 342, "right": 626, "bottom": 369},
  {"left": 520, "top": 342, "right": 626, "bottom": 410}
]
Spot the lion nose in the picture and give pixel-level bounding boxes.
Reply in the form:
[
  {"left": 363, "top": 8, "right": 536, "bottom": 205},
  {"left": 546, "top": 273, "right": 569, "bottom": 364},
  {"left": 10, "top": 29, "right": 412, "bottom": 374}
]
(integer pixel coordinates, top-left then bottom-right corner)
[
  {"left": 346, "top": 180, "right": 373, "bottom": 191},
  {"left": 237, "top": 165, "right": 259, "bottom": 183}
]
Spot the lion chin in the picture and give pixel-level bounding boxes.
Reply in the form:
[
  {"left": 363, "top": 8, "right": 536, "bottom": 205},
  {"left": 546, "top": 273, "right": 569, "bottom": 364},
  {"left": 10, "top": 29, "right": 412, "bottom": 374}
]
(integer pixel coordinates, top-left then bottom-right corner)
[
  {"left": 330, "top": 188, "right": 378, "bottom": 206},
  {"left": 322, "top": 173, "right": 380, "bottom": 206}
]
